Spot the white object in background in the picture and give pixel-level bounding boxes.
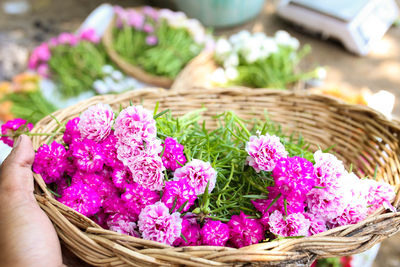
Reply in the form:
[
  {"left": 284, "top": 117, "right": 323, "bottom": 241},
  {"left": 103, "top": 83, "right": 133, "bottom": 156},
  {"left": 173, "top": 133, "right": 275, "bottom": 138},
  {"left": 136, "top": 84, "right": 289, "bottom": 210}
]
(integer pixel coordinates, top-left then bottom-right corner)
[
  {"left": 364, "top": 90, "right": 395, "bottom": 120},
  {"left": 277, "top": 0, "right": 399, "bottom": 55},
  {"left": 0, "top": 142, "right": 12, "bottom": 164},
  {"left": 352, "top": 244, "right": 381, "bottom": 267},
  {"left": 76, "top": 3, "right": 115, "bottom": 38}
]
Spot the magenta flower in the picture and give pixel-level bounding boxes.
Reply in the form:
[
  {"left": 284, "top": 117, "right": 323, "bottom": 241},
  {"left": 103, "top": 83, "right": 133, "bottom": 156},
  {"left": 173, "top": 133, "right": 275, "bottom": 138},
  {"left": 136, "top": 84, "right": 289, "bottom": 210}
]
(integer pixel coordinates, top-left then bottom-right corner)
[
  {"left": 73, "top": 171, "right": 117, "bottom": 204},
  {"left": 1, "top": 118, "right": 33, "bottom": 147},
  {"left": 78, "top": 28, "right": 100, "bottom": 43},
  {"left": 146, "top": 35, "right": 158, "bottom": 46},
  {"left": 70, "top": 139, "right": 105, "bottom": 173},
  {"left": 228, "top": 212, "right": 265, "bottom": 248},
  {"left": 107, "top": 214, "right": 139, "bottom": 237},
  {"left": 138, "top": 201, "right": 182, "bottom": 245},
  {"left": 363, "top": 179, "right": 395, "bottom": 214},
  {"left": 314, "top": 150, "right": 346, "bottom": 187},
  {"left": 63, "top": 117, "right": 81, "bottom": 145},
  {"left": 125, "top": 154, "right": 165, "bottom": 191},
  {"left": 114, "top": 105, "right": 157, "bottom": 145},
  {"left": 161, "top": 137, "right": 187, "bottom": 171},
  {"left": 28, "top": 43, "right": 51, "bottom": 69},
  {"left": 173, "top": 214, "right": 201, "bottom": 246},
  {"left": 58, "top": 180, "right": 102, "bottom": 217},
  {"left": 90, "top": 209, "right": 109, "bottom": 228},
  {"left": 112, "top": 167, "right": 133, "bottom": 189},
  {"left": 304, "top": 213, "right": 327, "bottom": 236},
  {"left": 272, "top": 156, "right": 316, "bottom": 199},
  {"left": 173, "top": 159, "right": 217, "bottom": 195},
  {"left": 100, "top": 132, "right": 120, "bottom": 167},
  {"left": 57, "top": 32, "right": 79, "bottom": 46},
  {"left": 33, "top": 141, "right": 69, "bottom": 184},
  {"left": 102, "top": 194, "right": 128, "bottom": 216},
  {"left": 78, "top": 103, "right": 114, "bottom": 142},
  {"left": 246, "top": 134, "right": 288, "bottom": 172},
  {"left": 200, "top": 220, "right": 230, "bottom": 246},
  {"left": 121, "top": 182, "right": 160, "bottom": 220},
  {"left": 162, "top": 180, "right": 197, "bottom": 212},
  {"left": 268, "top": 210, "right": 310, "bottom": 237}
]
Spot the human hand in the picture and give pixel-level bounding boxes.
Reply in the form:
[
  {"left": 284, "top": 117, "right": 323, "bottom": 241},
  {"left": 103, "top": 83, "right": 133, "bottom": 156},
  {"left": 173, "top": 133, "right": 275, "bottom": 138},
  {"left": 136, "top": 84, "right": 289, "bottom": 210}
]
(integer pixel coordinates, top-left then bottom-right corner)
[{"left": 0, "top": 135, "right": 64, "bottom": 267}]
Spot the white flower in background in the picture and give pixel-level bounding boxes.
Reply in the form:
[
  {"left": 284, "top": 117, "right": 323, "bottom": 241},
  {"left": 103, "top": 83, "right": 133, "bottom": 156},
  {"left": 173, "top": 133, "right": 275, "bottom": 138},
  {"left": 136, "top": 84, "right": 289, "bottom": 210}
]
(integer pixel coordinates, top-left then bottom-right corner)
[
  {"left": 261, "top": 37, "right": 278, "bottom": 56},
  {"left": 229, "top": 30, "right": 251, "bottom": 46},
  {"left": 111, "top": 70, "right": 123, "bottom": 81},
  {"left": 215, "top": 38, "right": 232, "bottom": 62},
  {"left": 274, "top": 30, "right": 299, "bottom": 50},
  {"left": 315, "top": 67, "right": 327, "bottom": 80},
  {"left": 101, "top": 65, "right": 114, "bottom": 75},
  {"left": 223, "top": 53, "right": 239, "bottom": 68},
  {"left": 93, "top": 65, "right": 141, "bottom": 94},
  {"left": 211, "top": 67, "right": 228, "bottom": 85},
  {"left": 225, "top": 67, "right": 239, "bottom": 81},
  {"left": 93, "top": 80, "right": 109, "bottom": 94}
]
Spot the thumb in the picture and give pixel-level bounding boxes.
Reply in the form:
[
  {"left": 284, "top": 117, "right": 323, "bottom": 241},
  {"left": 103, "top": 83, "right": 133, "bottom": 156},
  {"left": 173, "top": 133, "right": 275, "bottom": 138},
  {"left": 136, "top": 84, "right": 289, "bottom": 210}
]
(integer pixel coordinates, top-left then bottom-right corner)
[{"left": 0, "top": 135, "right": 35, "bottom": 198}]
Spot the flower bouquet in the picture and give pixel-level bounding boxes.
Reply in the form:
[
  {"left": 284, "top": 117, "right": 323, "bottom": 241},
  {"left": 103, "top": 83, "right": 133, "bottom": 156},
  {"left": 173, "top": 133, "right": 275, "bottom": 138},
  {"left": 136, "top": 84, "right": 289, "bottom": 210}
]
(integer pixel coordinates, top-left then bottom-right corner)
[
  {"left": 102, "top": 6, "right": 213, "bottom": 88},
  {"left": 172, "top": 30, "right": 322, "bottom": 90},
  {"left": 17, "top": 88, "right": 400, "bottom": 266}
]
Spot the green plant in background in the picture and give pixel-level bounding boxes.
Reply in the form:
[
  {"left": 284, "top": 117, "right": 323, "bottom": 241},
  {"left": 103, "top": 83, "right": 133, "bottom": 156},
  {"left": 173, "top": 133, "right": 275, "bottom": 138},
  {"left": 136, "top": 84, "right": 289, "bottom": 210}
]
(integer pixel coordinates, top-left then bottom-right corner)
[
  {"left": 213, "top": 30, "right": 322, "bottom": 89},
  {"left": 112, "top": 6, "right": 211, "bottom": 79}
]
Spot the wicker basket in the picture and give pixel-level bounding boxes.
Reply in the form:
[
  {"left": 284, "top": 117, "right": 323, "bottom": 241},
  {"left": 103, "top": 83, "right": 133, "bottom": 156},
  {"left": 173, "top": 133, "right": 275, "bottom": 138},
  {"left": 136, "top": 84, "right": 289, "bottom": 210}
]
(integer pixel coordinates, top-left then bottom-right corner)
[
  {"left": 31, "top": 87, "right": 400, "bottom": 266},
  {"left": 170, "top": 51, "right": 305, "bottom": 91},
  {"left": 102, "top": 7, "right": 207, "bottom": 89}
]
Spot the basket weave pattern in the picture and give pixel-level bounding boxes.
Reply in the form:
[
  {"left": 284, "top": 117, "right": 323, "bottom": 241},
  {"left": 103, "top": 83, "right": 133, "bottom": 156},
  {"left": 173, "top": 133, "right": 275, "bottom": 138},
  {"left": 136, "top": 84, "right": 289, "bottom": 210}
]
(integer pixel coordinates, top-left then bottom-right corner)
[{"left": 32, "top": 88, "right": 400, "bottom": 266}]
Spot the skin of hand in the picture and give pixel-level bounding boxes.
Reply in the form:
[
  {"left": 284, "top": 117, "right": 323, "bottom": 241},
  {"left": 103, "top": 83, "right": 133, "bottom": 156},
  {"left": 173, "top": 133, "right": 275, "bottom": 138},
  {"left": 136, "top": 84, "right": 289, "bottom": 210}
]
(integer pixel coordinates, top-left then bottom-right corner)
[{"left": 0, "top": 135, "right": 64, "bottom": 267}]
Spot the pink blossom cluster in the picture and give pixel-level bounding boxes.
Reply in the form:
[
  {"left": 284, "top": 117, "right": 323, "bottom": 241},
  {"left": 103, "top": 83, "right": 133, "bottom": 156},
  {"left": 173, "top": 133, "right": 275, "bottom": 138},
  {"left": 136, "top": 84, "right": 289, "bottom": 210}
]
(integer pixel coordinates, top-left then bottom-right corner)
[
  {"left": 0, "top": 118, "right": 33, "bottom": 147},
  {"left": 28, "top": 28, "right": 100, "bottom": 77},
  {"left": 246, "top": 144, "right": 396, "bottom": 238}
]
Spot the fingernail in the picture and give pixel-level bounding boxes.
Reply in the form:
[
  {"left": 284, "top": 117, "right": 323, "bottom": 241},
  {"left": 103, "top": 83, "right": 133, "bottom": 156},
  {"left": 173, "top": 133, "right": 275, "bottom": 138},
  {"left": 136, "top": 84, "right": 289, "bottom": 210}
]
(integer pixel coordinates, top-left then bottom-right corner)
[{"left": 13, "top": 136, "right": 22, "bottom": 148}]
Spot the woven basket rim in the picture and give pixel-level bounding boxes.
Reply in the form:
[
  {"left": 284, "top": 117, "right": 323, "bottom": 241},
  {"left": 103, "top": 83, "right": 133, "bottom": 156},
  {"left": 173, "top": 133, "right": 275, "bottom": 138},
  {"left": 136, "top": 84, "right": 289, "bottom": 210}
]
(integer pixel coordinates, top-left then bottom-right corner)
[{"left": 31, "top": 87, "right": 400, "bottom": 266}]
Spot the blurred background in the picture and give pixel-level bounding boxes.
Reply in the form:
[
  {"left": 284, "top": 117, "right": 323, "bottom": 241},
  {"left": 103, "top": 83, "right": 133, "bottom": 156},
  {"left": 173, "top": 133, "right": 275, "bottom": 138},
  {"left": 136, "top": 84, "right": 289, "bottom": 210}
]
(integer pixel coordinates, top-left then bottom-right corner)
[{"left": 1, "top": 0, "right": 399, "bottom": 266}]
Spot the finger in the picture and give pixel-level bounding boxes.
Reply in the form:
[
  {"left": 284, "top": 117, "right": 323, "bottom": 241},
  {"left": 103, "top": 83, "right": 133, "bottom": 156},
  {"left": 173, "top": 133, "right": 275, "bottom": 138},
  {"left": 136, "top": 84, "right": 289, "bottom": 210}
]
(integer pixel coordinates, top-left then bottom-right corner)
[{"left": 0, "top": 135, "right": 35, "bottom": 197}]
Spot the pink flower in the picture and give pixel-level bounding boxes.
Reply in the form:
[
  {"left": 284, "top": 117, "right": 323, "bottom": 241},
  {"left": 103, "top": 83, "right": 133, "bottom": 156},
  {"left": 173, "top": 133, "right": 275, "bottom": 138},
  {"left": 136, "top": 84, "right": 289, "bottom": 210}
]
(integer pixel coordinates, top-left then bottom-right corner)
[
  {"left": 162, "top": 180, "right": 197, "bottom": 212},
  {"left": 37, "top": 63, "right": 49, "bottom": 78},
  {"left": 33, "top": 141, "right": 69, "bottom": 184},
  {"left": 78, "top": 28, "right": 100, "bottom": 43},
  {"left": 304, "top": 213, "right": 327, "bottom": 236},
  {"left": 116, "top": 137, "right": 162, "bottom": 164},
  {"left": 138, "top": 201, "right": 182, "bottom": 245},
  {"left": 90, "top": 209, "right": 108, "bottom": 228},
  {"left": 143, "top": 24, "right": 154, "bottom": 33},
  {"left": 306, "top": 187, "right": 347, "bottom": 221},
  {"left": 173, "top": 159, "right": 217, "bottom": 195},
  {"left": 228, "top": 212, "right": 265, "bottom": 248},
  {"left": 125, "top": 154, "right": 165, "bottom": 191},
  {"left": 142, "top": 6, "right": 159, "bottom": 20},
  {"left": 146, "top": 35, "right": 158, "bottom": 46},
  {"left": 57, "top": 180, "right": 102, "bottom": 217},
  {"left": 63, "top": 117, "right": 81, "bottom": 145},
  {"left": 161, "top": 137, "right": 187, "bottom": 171},
  {"left": 127, "top": 10, "right": 145, "bottom": 30},
  {"left": 102, "top": 194, "right": 127, "bottom": 216},
  {"left": 28, "top": 43, "right": 51, "bottom": 69},
  {"left": 268, "top": 211, "right": 310, "bottom": 237},
  {"left": 173, "top": 214, "right": 201, "bottom": 246},
  {"left": 121, "top": 183, "right": 160, "bottom": 220},
  {"left": 73, "top": 171, "right": 117, "bottom": 204},
  {"left": 70, "top": 139, "right": 105, "bottom": 172},
  {"left": 363, "top": 179, "right": 396, "bottom": 214},
  {"left": 1, "top": 118, "right": 33, "bottom": 147},
  {"left": 107, "top": 214, "right": 139, "bottom": 237},
  {"left": 114, "top": 105, "right": 157, "bottom": 145},
  {"left": 246, "top": 134, "right": 288, "bottom": 172},
  {"left": 100, "top": 132, "right": 120, "bottom": 167},
  {"left": 272, "top": 156, "right": 316, "bottom": 199},
  {"left": 200, "top": 220, "right": 230, "bottom": 246},
  {"left": 57, "top": 32, "right": 79, "bottom": 46},
  {"left": 314, "top": 150, "right": 346, "bottom": 187},
  {"left": 327, "top": 200, "right": 367, "bottom": 228},
  {"left": 78, "top": 103, "right": 114, "bottom": 142},
  {"left": 112, "top": 167, "right": 133, "bottom": 189}
]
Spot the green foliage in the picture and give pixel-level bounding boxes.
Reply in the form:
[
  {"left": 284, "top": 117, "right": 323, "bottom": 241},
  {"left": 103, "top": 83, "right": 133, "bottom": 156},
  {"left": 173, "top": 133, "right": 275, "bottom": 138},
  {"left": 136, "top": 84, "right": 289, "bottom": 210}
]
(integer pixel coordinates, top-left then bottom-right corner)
[
  {"left": 155, "top": 108, "right": 314, "bottom": 221},
  {"left": 48, "top": 41, "right": 108, "bottom": 98},
  {"left": 113, "top": 20, "right": 202, "bottom": 79}
]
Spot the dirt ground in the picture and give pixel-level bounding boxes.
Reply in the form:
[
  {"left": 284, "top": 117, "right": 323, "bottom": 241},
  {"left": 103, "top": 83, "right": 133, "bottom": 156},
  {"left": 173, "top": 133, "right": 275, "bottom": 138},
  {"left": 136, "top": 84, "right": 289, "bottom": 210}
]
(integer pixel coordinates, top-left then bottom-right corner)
[{"left": 1, "top": 0, "right": 400, "bottom": 266}]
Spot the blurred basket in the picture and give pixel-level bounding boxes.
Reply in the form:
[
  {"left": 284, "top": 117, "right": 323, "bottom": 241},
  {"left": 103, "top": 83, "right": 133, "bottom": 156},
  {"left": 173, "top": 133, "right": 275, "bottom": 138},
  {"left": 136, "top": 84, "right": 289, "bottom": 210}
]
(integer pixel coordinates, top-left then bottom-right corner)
[
  {"left": 31, "top": 87, "right": 400, "bottom": 266},
  {"left": 171, "top": 51, "right": 304, "bottom": 91},
  {"left": 102, "top": 7, "right": 207, "bottom": 88}
]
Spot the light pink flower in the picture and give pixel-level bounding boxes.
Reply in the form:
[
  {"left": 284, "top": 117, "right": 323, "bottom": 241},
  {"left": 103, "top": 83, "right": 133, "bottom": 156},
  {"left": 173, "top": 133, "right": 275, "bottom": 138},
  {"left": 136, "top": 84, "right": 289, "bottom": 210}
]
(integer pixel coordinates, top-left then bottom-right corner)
[
  {"left": 304, "top": 213, "right": 327, "bottom": 236},
  {"left": 138, "top": 201, "right": 182, "bottom": 245},
  {"left": 161, "top": 180, "right": 197, "bottom": 212},
  {"left": 246, "top": 134, "right": 288, "bottom": 172},
  {"left": 37, "top": 63, "right": 50, "bottom": 78},
  {"left": 306, "top": 187, "right": 347, "bottom": 221},
  {"left": 78, "top": 28, "right": 100, "bottom": 43},
  {"left": 361, "top": 179, "right": 395, "bottom": 214},
  {"left": 327, "top": 199, "right": 367, "bottom": 228},
  {"left": 201, "top": 220, "right": 230, "bottom": 246},
  {"left": 228, "top": 212, "right": 265, "bottom": 248},
  {"left": 143, "top": 24, "right": 154, "bottom": 33},
  {"left": 127, "top": 9, "right": 145, "bottom": 30},
  {"left": 107, "top": 214, "right": 139, "bottom": 237},
  {"left": 126, "top": 154, "right": 165, "bottom": 191},
  {"left": 314, "top": 150, "right": 346, "bottom": 187},
  {"left": 57, "top": 32, "right": 79, "bottom": 46},
  {"left": 146, "top": 35, "right": 158, "bottom": 46},
  {"left": 78, "top": 103, "right": 114, "bottom": 142},
  {"left": 173, "top": 159, "right": 217, "bottom": 195},
  {"left": 142, "top": 6, "right": 159, "bottom": 20},
  {"left": 268, "top": 211, "right": 310, "bottom": 237},
  {"left": 116, "top": 137, "right": 162, "bottom": 164},
  {"left": 114, "top": 105, "right": 157, "bottom": 145}
]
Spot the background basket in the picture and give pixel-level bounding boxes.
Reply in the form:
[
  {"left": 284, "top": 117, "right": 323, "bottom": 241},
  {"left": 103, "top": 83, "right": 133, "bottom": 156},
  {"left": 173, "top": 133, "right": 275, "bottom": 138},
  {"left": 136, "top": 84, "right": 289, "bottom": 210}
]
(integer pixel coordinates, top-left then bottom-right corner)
[
  {"left": 31, "top": 87, "right": 400, "bottom": 266},
  {"left": 170, "top": 51, "right": 305, "bottom": 91},
  {"left": 102, "top": 7, "right": 207, "bottom": 89}
]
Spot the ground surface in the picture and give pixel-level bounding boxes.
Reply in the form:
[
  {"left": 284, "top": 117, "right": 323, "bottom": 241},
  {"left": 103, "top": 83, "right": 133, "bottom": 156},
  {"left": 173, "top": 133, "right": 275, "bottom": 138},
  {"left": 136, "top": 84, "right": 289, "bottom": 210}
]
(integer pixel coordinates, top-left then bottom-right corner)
[{"left": 1, "top": 0, "right": 400, "bottom": 266}]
